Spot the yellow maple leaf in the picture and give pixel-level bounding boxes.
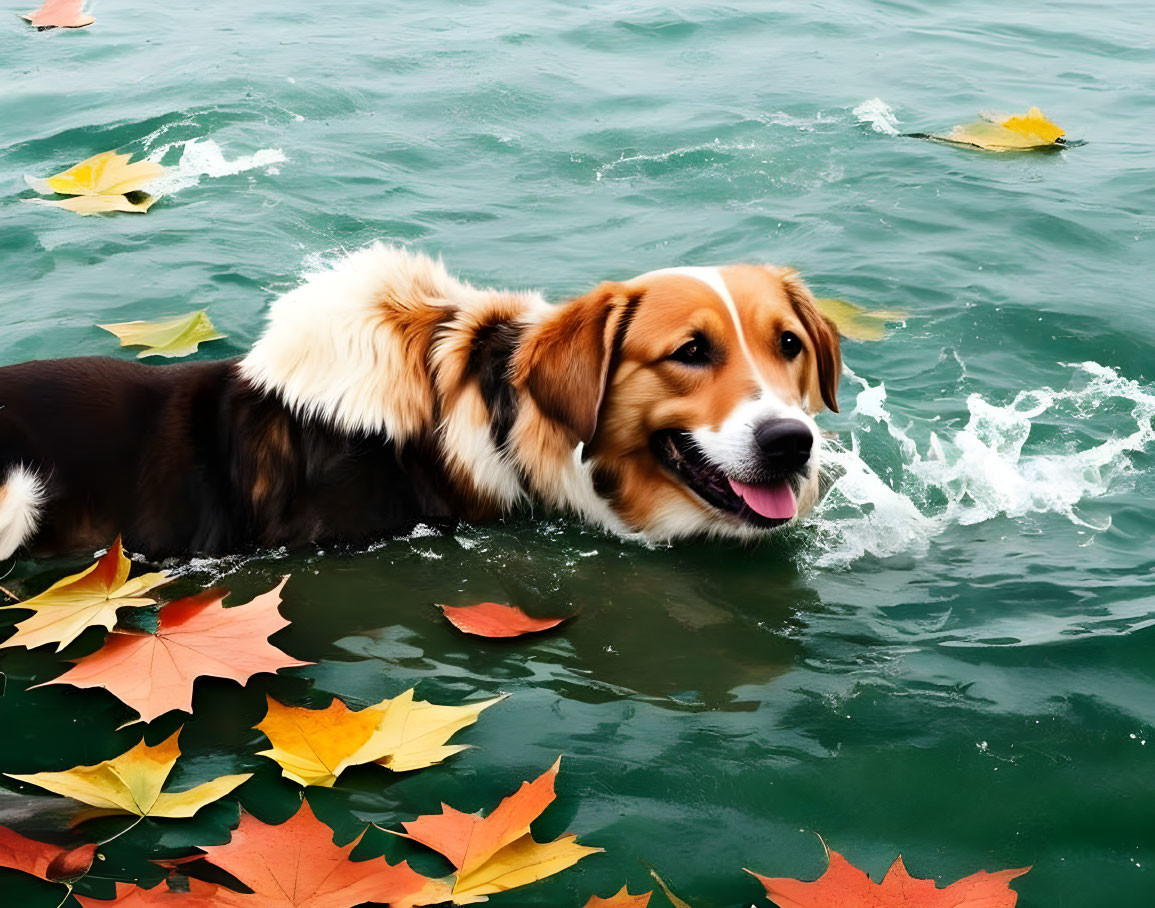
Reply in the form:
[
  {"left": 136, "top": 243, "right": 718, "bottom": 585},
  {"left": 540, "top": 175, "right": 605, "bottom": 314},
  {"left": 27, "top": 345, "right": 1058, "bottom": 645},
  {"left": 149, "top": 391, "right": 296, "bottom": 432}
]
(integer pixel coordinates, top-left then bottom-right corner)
[
  {"left": 98, "top": 310, "right": 226, "bottom": 359},
  {"left": 25, "top": 150, "right": 166, "bottom": 197},
  {"left": 256, "top": 689, "right": 504, "bottom": 787},
  {"left": 24, "top": 194, "right": 156, "bottom": 215},
  {"left": 4, "top": 730, "right": 250, "bottom": 818},
  {"left": 455, "top": 834, "right": 602, "bottom": 901},
  {"left": 932, "top": 106, "right": 1067, "bottom": 151},
  {"left": 1001, "top": 106, "right": 1065, "bottom": 144},
  {"left": 0, "top": 537, "right": 169, "bottom": 652},
  {"left": 814, "top": 298, "right": 907, "bottom": 342}
]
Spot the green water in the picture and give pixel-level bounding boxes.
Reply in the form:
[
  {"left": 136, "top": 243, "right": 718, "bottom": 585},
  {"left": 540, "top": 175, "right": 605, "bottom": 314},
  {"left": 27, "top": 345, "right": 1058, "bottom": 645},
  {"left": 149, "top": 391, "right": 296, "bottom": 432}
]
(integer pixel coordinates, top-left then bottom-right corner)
[{"left": 2, "top": 1, "right": 1154, "bottom": 905}]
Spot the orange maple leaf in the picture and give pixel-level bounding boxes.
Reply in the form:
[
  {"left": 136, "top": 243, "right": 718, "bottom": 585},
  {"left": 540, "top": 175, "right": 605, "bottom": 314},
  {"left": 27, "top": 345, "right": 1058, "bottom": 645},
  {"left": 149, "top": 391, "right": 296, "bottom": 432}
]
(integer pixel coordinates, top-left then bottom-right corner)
[
  {"left": 0, "top": 825, "right": 94, "bottom": 882},
  {"left": 438, "top": 601, "right": 567, "bottom": 638},
  {"left": 584, "top": 885, "right": 653, "bottom": 906},
  {"left": 199, "top": 799, "right": 428, "bottom": 907},
  {"left": 22, "top": 0, "right": 94, "bottom": 29},
  {"left": 39, "top": 578, "right": 310, "bottom": 723},
  {"left": 397, "top": 757, "right": 601, "bottom": 901},
  {"left": 75, "top": 879, "right": 221, "bottom": 905},
  {"left": 747, "top": 847, "right": 1030, "bottom": 908}
]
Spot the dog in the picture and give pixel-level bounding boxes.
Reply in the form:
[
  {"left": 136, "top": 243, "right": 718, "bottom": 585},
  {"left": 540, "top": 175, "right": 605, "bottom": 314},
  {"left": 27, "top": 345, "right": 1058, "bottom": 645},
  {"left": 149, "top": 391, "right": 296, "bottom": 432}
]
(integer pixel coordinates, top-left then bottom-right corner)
[{"left": 0, "top": 246, "right": 840, "bottom": 558}]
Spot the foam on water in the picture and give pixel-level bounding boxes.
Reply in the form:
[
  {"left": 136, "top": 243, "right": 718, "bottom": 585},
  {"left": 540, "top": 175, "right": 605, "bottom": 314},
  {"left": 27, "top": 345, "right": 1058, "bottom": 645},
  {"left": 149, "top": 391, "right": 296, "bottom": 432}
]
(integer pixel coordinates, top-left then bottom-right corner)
[
  {"left": 854, "top": 97, "right": 901, "bottom": 135},
  {"left": 144, "top": 138, "right": 287, "bottom": 194},
  {"left": 806, "top": 362, "right": 1155, "bottom": 568}
]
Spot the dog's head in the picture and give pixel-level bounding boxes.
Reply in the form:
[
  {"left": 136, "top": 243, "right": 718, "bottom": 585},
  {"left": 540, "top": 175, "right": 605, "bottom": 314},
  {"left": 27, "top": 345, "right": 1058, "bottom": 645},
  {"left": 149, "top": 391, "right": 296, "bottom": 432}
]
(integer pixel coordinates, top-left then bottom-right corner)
[{"left": 514, "top": 265, "right": 840, "bottom": 540}]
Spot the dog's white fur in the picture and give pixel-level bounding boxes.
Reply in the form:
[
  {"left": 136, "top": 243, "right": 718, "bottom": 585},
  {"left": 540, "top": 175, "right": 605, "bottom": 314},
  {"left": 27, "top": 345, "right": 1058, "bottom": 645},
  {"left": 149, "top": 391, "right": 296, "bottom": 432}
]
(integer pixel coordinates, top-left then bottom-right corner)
[{"left": 0, "top": 466, "right": 45, "bottom": 560}]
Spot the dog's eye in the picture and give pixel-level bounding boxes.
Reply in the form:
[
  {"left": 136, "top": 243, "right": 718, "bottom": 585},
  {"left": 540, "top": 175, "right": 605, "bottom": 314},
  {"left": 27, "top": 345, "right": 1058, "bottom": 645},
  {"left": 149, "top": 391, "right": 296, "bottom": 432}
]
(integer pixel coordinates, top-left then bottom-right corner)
[
  {"left": 668, "top": 334, "right": 713, "bottom": 366},
  {"left": 779, "top": 331, "right": 803, "bottom": 360}
]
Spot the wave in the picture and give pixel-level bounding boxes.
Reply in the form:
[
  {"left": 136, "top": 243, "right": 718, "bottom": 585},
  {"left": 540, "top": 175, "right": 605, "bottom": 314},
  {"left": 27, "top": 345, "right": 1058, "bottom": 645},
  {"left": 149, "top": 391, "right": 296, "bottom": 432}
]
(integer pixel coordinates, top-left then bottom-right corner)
[
  {"left": 854, "top": 97, "right": 901, "bottom": 136},
  {"left": 143, "top": 137, "right": 286, "bottom": 195}
]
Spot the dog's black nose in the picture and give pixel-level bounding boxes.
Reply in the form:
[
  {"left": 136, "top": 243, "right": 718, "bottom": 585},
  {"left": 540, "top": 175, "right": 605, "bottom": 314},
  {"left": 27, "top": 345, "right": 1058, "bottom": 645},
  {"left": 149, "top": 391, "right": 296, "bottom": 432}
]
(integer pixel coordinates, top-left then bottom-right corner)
[{"left": 754, "top": 419, "right": 813, "bottom": 474}]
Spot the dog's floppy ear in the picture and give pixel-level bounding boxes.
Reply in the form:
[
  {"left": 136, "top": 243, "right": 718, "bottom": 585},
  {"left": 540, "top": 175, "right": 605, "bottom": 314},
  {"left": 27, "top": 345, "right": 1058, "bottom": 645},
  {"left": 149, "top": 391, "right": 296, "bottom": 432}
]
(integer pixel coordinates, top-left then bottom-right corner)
[
  {"left": 779, "top": 268, "right": 841, "bottom": 413},
  {"left": 513, "top": 282, "right": 635, "bottom": 445}
]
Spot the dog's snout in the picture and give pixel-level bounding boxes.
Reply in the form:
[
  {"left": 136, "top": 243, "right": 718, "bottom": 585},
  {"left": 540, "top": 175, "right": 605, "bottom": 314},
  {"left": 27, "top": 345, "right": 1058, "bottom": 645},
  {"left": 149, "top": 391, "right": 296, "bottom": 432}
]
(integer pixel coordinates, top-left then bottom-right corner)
[{"left": 754, "top": 418, "right": 813, "bottom": 474}]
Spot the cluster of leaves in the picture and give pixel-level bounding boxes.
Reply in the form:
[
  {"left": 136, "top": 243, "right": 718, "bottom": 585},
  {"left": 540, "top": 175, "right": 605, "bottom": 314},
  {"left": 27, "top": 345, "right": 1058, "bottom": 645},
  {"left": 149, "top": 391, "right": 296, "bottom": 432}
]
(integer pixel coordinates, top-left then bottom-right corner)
[{"left": 0, "top": 542, "right": 605, "bottom": 906}]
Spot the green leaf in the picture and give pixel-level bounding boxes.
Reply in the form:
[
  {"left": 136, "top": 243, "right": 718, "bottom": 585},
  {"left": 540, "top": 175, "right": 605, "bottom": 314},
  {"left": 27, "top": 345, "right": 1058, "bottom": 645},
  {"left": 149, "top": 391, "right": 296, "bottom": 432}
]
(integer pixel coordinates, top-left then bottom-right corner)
[
  {"left": 98, "top": 311, "right": 226, "bottom": 359},
  {"left": 814, "top": 298, "right": 906, "bottom": 343}
]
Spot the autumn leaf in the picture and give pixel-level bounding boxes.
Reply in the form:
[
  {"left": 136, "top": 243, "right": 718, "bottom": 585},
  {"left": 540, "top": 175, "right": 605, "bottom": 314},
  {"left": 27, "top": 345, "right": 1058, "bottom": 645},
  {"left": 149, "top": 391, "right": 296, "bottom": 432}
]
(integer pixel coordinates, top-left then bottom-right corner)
[
  {"left": 929, "top": 106, "right": 1067, "bottom": 151},
  {"left": 199, "top": 800, "right": 428, "bottom": 908},
  {"left": 25, "top": 194, "right": 157, "bottom": 216},
  {"left": 584, "top": 885, "right": 652, "bottom": 907},
  {"left": 98, "top": 311, "right": 226, "bottom": 359},
  {"left": 39, "top": 578, "right": 309, "bottom": 724},
  {"left": 747, "top": 847, "right": 1030, "bottom": 907},
  {"left": 256, "top": 688, "right": 503, "bottom": 787},
  {"left": 0, "top": 538, "right": 170, "bottom": 652},
  {"left": 396, "top": 757, "right": 601, "bottom": 903},
  {"left": 439, "top": 602, "right": 568, "bottom": 638},
  {"left": 4, "top": 730, "right": 250, "bottom": 819},
  {"left": 0, "top": 825, "right": 94, "bottom": 883},
  {"left": 25, "top": 151, "right": 165, "bottom": 197},
  {"left": 75, "top": 880, "right": 222, "bottom": 906},
  {"left": 814, "top": 298, "right": 907, "bottom": 343},
  {"left": 20, "top": 0, "right": 94, "bottom": 29}
]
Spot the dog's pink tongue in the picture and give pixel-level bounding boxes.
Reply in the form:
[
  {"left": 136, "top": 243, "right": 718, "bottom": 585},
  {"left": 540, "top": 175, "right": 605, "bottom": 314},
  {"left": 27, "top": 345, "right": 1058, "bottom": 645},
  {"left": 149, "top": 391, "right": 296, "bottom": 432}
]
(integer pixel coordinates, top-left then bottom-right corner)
[{"left": 728, "top": 478, "right": 797, "bottom": 520}]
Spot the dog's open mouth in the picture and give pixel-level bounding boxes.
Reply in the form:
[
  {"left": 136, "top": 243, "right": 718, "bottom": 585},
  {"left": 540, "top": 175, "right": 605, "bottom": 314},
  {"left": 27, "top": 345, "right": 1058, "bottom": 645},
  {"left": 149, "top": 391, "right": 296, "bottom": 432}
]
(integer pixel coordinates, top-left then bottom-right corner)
[{"left": 652, "top": 430, "right": 798, "bottom": 528}]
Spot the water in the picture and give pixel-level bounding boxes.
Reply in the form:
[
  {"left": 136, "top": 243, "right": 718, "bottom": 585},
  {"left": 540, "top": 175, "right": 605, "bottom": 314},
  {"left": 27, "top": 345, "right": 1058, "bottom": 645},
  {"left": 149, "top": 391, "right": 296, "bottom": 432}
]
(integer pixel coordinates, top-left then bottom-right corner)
[{"left": 2, "top": 1, "right": 1154, "bottom": 904}]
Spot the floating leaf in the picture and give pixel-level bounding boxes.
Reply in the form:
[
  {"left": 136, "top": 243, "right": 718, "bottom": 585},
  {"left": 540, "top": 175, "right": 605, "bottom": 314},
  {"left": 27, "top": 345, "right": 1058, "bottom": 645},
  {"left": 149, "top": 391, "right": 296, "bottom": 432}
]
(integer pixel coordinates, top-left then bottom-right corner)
[
  {"left": 929, "top": 106, "right": 1067, "bottom": 151},
  {"left": 0, "top": 538, "right": 170, "bottom": 652},
  {"left": 747, "top": 847, "right": 1030, "bottom": 907},
  {"left": 439, "top": 602, "right": 567, "bottom": 638},
  {"left": 0, "top": 825, "right": 93, "bottom": 883},
  {"left": 814, "top": 298, "right": 906, "bottom": 342},
  {"left": 5, "top": 730, "right": 250, "bottom": 819},
  {"left": 25, "top": 151, "right": 165, "bottom": 197},
  {"left": 24, "top": 194, "right": 156, "bottom": 215},
  {"left": 256, "top": 688, "right": 503, "bottom": 787},
  {"left": 584, "top": 885, "right": 653, "bottom": 907},
  {"left": 40, "top": 578, "right": 309, "bottom": 724},
  {"left": 21, "top": 0, "right": 94, "bottom": 29},
  {"left": 199, "top": 800, "right": 428, "bottom": 908},
  {"left": 397, "top": 758, "right": 601, "bottom": 903},
  {"left": 98, "top": 311, "right": 226, "bottom": 359}
]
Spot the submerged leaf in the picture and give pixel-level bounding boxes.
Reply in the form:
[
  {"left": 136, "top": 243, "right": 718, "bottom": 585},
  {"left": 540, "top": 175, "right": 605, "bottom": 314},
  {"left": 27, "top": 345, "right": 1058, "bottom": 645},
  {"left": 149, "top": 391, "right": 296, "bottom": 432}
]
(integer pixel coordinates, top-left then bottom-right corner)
[
  {"left": 439, "top": 602, "right": 568, "bottom": 638},
  {"left": 747, "top": 847, "right": 1030, "bottom": 907},
  {"left": 98, "top": 310, "right": 226, "bottom": 358},
  {"left": 21, "top": 0, "right": 94, "bottom": 29},
  {"left": 5, "top": 730, "right": 250, "bottom": 819},
  {"left": 0, "top": 825, "right": 92, "bottom": 883},
  {"left": 25, "top": 150, "right": 165, "bottom": 197},
  {"left": 814, "top": 298, "right": 906, "bottom": 342},
  {"left": 0, "top": 538, "right": 170, "bottom": 652}
]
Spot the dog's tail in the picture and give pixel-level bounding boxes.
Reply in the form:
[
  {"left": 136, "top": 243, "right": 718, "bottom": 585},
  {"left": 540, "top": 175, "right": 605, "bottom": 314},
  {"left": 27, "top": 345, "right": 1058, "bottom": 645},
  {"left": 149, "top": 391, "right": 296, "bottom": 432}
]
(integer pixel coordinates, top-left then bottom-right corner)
[{"left": 0, "top": 466, "right": 45, "bottom": 560}]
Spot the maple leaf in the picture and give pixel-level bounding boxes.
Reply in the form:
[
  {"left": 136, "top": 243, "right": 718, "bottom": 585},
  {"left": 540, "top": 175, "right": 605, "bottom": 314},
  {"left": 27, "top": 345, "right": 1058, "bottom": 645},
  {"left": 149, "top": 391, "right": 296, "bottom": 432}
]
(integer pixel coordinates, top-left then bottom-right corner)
[
  {"left": 397, "top": 757, "right": 602, "bottom": 903},
  {"left": 4, "top": 730, "right": 250, "bottom": 819},
  {"left": 21, "top": 0, "right": 94, "bottom": 29},
  {"left": 0, "top": 538, "right": 170, "bottom": 652},
  {"left": 75, "top": 880, "right": 222, "bottom": 906},
  {"left": 40, "top": 578, "right": 309, "bottom": 724},
  {"left": 931, "top": 106, "right": 1067, "bottom": 151},
  {"left": 0, "top": 825, "right": 94, "bottom": 882},
  {"left": 25, "top": 195, "right": 157, "bottom": 215},
  {"left": 438, "top": 602, "right": 568, "bottom": 638},
  {"left": 199, "top": 800, "right": 428, "bottom": 908},
  {"left": 814, "top": 298, "right": 907, "bottom": 343},
  {"left": 584, "top": 885, "right": 652, "bottom": 906},
  {"left": 98, "top": 311, "right": 227, "bottom": 359},
  {"left": 747, "top": 847, "right": 1030, "bottom": 908},
  {"left": 25, "top": 151, "right": 165, "bottom": 197},
  {"left": 257, "top": 688, "right": 503, "bottom": 786}
]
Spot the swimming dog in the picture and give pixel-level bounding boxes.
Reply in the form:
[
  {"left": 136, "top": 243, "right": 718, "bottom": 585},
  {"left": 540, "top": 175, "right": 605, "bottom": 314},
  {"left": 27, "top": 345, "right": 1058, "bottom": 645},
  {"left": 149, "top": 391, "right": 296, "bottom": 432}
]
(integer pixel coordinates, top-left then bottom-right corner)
[{"left": 0, "top": 246, "right": 840, "bottom": 557}]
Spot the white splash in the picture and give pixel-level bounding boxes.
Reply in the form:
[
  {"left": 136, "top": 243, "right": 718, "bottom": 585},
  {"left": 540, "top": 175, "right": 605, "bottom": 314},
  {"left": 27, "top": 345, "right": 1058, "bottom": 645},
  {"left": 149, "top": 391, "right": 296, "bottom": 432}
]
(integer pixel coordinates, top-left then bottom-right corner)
[
  {"left": 854, "top": 98, "right": 901, "bottom": 136},
  {"left": 807, "top": 362, "right": 1155, "bottom": 568},
  {"left": 143, "top": 138, "right": 286, "bottom": 195}
]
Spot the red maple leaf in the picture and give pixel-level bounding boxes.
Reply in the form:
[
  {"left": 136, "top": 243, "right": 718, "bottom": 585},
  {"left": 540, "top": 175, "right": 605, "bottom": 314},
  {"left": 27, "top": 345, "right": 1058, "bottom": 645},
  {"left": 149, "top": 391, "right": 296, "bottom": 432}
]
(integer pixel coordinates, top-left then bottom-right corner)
[
  {"left": 40, "top": 578, "right": 310, "bottom": 723},
  {"left": 438, "top": 602, "right": 567, "bottom": 638},
  {"left": 199, "top": 799, "right": 428, "bottom": 907},
  {"left": 0, "top": 825, "right": 94, "bottom": 882},
  {"left": 75, "top": 879, "right": 221, "bottom": 905},
  {"left": 748, "top": 847, "right": 1030, "bottom": 908}
]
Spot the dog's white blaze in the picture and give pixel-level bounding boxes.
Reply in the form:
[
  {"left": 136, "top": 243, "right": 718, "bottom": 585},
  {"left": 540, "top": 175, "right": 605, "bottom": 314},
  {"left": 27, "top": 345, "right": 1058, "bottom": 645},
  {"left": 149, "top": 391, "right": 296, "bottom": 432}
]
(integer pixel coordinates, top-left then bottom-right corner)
[{"left": 0, "top": 466, "right": 45, "bottom": 560}]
